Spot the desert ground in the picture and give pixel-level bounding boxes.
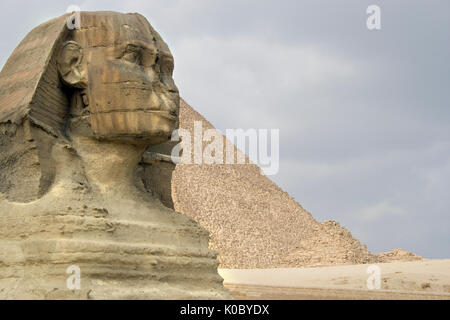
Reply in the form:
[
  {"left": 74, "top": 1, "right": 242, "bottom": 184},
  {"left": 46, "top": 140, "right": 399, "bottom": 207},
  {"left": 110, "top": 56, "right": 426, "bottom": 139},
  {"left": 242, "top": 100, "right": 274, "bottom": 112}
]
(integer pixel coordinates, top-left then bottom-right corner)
[{"left": 219, "top": 259, "right": 450, "bottom": 300}]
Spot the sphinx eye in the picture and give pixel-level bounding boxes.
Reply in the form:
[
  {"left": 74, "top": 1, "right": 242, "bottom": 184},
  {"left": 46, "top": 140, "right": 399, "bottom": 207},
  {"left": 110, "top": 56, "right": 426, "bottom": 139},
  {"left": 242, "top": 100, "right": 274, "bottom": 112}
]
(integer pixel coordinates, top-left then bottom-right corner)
[
  {"left": 160, "top": 58, "right": 174, "bottom": 75},
  {"left": 122, "top": 46, "right": 141, "bottom": 65}
]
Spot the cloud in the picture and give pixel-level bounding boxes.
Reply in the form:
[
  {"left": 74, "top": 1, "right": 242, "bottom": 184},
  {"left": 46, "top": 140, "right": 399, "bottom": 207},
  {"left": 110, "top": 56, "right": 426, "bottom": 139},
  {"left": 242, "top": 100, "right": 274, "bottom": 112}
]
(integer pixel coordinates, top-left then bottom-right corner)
[
  {"left": 172, "top": 35, "right": 359, "bottom": 133},
  {"left": 356, "top": 201, "right": 406, "bottom": 223}
]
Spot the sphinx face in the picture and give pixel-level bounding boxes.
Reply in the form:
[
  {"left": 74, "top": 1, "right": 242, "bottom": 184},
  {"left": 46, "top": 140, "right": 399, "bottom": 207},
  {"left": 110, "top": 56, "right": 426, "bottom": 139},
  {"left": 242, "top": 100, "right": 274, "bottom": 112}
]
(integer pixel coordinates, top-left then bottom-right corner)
[{"left": 72, "top": 12, "right": 179, "bottom": 145}]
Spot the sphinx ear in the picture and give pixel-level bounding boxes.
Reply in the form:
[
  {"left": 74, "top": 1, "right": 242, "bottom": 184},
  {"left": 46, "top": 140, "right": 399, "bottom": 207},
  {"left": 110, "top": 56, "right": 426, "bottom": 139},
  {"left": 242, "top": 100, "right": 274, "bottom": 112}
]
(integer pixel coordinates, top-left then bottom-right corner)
[{"left": 57, "top": 41, "right": 87, "bottom": 88}]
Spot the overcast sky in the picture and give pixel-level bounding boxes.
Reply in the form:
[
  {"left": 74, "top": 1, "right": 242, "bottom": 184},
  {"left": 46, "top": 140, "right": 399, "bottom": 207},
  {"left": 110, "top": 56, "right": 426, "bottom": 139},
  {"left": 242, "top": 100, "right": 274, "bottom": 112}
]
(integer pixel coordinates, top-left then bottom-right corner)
[{"left": 0, "top": 0, "right": 448, "bottom": 258}]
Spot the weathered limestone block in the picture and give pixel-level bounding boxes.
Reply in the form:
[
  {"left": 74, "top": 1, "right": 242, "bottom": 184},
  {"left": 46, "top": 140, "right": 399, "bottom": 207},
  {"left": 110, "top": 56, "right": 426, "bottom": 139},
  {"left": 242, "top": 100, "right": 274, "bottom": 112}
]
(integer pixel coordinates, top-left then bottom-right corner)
[{"left": 0, "top": 11, "right": 230, "bottom": 299}]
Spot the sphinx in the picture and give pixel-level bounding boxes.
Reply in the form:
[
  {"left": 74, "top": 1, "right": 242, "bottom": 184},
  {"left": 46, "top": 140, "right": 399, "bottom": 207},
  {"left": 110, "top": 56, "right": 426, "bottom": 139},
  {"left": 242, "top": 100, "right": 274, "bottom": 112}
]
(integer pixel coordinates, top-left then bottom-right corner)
[{"left": 0, "top": 11, "right": 230, "bottom": 299}]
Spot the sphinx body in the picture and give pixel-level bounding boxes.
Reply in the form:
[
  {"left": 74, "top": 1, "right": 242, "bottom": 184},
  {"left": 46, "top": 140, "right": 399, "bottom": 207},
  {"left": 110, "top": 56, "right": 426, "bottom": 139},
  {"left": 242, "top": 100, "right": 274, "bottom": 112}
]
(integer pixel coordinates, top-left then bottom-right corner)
[{"left": 0, "top": 12, "right": 230, "bottom": 299}]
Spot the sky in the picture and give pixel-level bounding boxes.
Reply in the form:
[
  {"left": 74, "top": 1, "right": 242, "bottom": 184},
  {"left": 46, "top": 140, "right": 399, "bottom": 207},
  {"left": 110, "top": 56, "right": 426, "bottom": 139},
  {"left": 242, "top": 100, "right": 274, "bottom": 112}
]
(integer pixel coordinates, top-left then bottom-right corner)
[{"left": 0, "top": 0, "right": 448, "bottom": 258}]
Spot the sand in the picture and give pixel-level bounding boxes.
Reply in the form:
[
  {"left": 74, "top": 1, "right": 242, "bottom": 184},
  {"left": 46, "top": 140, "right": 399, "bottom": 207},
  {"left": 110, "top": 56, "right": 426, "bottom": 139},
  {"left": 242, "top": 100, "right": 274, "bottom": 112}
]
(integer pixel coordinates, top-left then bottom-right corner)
[{"left": 219, "top": 259, "right": 450, "bottom": 299}]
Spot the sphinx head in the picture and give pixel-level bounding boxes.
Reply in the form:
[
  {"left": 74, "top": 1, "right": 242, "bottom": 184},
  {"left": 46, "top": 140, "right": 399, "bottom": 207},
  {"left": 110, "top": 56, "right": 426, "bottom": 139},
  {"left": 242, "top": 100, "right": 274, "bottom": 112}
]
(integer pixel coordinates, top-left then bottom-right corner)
[
  {"left": 0, "top": 12, "right": 180, "bottom": 201},
  {"left": 58, "top": 12, "right": 179, "bottom": 145}
]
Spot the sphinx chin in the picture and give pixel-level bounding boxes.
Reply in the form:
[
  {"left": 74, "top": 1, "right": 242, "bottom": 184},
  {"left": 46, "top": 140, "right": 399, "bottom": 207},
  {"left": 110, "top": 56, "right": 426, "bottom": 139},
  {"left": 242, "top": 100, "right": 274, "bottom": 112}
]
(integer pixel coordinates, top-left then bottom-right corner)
[{"left": 89, "top": 110, "right": 177, "bottom": 145}]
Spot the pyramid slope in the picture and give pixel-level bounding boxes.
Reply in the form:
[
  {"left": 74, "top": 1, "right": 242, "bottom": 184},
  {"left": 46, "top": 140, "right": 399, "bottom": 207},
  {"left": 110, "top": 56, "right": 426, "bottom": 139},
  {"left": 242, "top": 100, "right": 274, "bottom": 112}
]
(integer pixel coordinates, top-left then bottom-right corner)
[{"left": 170, "top": 99, "right": 379, "bottom": 268}]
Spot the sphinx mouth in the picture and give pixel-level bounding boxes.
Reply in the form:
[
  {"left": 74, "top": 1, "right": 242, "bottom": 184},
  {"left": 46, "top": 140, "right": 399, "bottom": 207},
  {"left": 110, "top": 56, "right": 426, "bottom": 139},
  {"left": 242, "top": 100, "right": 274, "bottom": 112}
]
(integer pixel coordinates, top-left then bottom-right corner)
[
  {"left": 146, "top": 110, "right": 178, "bottom": 121},
  {"left": 92, "top": 109, "right": 177, "bottom": 121}
]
